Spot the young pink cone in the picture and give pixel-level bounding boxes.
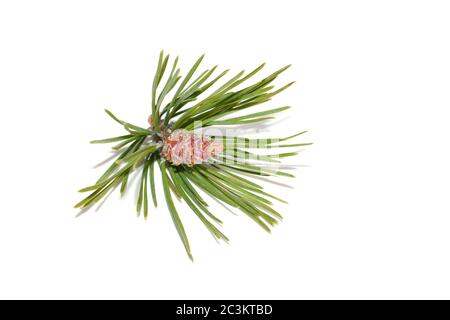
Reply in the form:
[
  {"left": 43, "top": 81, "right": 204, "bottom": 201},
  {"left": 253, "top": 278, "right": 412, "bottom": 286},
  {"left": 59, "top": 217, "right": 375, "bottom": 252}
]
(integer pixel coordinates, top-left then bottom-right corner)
[{"left": 161, "top": 129, "right": 223, "bottom": 166}]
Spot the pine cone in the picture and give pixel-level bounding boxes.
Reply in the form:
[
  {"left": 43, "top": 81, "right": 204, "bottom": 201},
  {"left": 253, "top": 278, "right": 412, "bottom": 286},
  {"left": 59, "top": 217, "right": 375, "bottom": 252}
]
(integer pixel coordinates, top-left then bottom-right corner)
[{"left": 161, "top": 129, "right": 223, "bottom": 166}]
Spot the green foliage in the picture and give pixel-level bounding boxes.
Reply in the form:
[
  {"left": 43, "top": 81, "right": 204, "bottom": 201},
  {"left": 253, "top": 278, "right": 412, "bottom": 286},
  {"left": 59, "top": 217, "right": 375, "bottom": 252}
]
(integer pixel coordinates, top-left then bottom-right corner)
[{"left": 76, "top": 51, "right": 310, "bottom": 259}]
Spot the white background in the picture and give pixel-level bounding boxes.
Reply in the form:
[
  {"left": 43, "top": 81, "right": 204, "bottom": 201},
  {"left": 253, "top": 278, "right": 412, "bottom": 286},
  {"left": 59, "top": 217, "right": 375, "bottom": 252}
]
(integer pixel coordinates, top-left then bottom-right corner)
[{"left": 0, "top": 0, "right": 449, "bottom": 299}]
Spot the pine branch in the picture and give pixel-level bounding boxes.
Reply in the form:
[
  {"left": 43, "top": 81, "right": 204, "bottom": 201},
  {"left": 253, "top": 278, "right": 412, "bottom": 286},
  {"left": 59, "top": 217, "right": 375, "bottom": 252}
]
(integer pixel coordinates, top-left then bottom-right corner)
[{"left": 76, "top": 51, "right": 311, "bottom": 260}]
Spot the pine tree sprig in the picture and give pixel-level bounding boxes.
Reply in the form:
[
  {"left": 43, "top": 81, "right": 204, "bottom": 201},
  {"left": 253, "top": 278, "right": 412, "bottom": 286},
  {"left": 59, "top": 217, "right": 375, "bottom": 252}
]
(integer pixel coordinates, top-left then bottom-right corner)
[{"left": 76, "top": 51, "right": 310, "bottom": 259}]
